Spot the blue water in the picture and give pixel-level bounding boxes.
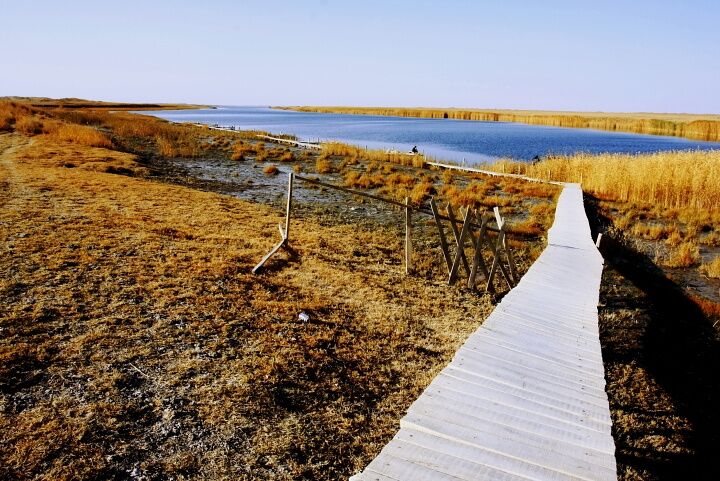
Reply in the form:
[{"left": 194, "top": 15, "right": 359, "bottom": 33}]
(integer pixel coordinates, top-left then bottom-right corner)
[{"left": 145, "top": 106, "right": 720, "bottom": 164}]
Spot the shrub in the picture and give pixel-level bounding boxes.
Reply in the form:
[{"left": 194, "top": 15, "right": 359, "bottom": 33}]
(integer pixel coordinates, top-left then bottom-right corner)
[
  {"left": 316, "top": 157, "right": 332, "bottom": 174},
  {"left": 48, "top": 124, "right": 113, "bottom": 148},
  {"left": 263, "top": 165, "right": 279, "bottom": 176},
  {"left": 15, "top": 117, "right": 44, "bottom": 135},
  {"left": 701, "top": 256, "right": 720, "bottom": 278}
]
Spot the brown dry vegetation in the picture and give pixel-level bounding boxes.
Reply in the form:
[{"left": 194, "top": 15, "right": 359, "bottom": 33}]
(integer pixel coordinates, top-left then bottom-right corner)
[
  {"left": 0, "top": 130, "right": 496, "bottom": 481},
  {"left": 322, "top": 142, "right": 426, "bottom": 168},
  {"left": 490, "top": 151, "right": 720, "bottom": 212},
  {"left": 2, "top": 100, "right": 534, "bottom": 480},
  {"left": 284, "top": 106, "right": 720, "bottom": 142},
  {"left": 701, "top": 256, "right": 720, "bottom": 278},
  {"left": 263, "top": 164, "right": 279, "bottom": 176}
]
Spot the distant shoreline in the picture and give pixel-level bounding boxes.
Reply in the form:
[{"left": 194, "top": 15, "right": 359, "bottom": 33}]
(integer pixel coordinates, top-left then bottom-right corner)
[
  {"left": 0, "top": 96, "right": 213, "bottom": 111},
  {"left": 278, "top": 106, "right": 720, "bottom": 142}
]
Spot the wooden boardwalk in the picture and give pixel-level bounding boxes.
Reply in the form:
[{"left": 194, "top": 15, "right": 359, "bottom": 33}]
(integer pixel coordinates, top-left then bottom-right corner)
[{"left": 351, "top": 183, "right": 616, "bottom": 481}]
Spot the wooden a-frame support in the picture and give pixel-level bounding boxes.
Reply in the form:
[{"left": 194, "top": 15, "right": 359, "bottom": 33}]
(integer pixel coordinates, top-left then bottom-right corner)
[
  {"left": 430, "top": 197, "right": 518, "bottom": 293},
  {"left": 252, "top": 172, "right": 294, "bottom": 274}
]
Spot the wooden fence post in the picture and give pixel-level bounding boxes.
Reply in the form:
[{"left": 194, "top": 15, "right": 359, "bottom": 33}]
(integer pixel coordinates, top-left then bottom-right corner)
[
  {"left": 446, "top": 204, "right": 471, "bottom": 276},
  {"left": 285, "top": 172, "right": 294, "bottom": 241},
  {"left": 405, "top": 197, "right": 412, "bottom": 275},
  {"left": 430, "top": 197, "right": 452, "bottom": 274},
  {"left": 252, "top": 171, "right": 294, "bottom": 274}
]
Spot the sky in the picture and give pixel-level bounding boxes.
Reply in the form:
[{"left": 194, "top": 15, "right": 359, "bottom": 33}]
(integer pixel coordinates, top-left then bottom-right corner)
[{"left": 2, "top": 0, "right": 719, "bottom": 113}]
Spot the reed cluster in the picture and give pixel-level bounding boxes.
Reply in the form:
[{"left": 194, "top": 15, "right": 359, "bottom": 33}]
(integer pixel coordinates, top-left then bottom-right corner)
[
  {"left": 490, "top": 150, "right": 720, "bottom": 213},
  {"left": 285, "top": 106, "right": 720, "bottom": 142},
  {"left": 701, "top": 256, "right": 720, "bottom": 278}
]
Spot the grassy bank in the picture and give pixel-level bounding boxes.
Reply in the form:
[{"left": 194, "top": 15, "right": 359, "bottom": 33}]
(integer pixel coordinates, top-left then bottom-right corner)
[
  {"left": 2, "top": 98, "right": 546, "bottom": 480},
  {"left": 281, "top": 106, "right": 720, "bottom": 142}
]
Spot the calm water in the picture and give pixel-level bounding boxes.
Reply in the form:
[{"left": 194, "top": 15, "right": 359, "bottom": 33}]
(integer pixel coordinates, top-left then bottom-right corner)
[{"left": 146, "top": 106, "right": 720, "bottom": 164}]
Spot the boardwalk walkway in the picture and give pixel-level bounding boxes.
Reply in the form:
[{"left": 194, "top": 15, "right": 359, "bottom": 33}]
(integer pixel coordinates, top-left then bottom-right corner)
[{"left": 351, "top": 183, "right": 616, "bottom": 481}]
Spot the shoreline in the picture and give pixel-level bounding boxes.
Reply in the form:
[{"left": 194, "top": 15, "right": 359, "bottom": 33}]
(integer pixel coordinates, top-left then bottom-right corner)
[{"left": 277, "top": 105, "right": 720, "bottom": 142}]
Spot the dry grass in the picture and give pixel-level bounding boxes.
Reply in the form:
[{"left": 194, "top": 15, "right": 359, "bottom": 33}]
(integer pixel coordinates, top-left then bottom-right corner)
[
  {"left": 0, "top": 130, "right": 493, "bottom": 481},
  {"left": 660, "top": 242, "right": 701, "bottom": 268},
  {"left": 322, "top": 142, "right": 426, "bottom": 168},
  {"left": 285, "top": 106, "right": 720, "bottom": 142},
  {"left": 631, "top": 222, "right": 671, "bottom": 241},
  {"left": 490, "top": 150, "right": 720, "bottom": 213},
  {"left": 263, "top": 164, "right": 279, "bottom": 176},
  {"left": 0, "top": 100, "right": 228, "bottom": 160},
  {"left": 701, "top": 256, "right": 720, "bottom": 278},
  {"left": 46, "top": 123, "right": 113, "bottom": 148},
  {"left": 315, "top": 156, "right": 333, "bottom": 174},
  {"left": 279, "top": 151, "right": 295, "bottom": 162},
  {"left": 14, "top": 117, "right": 44, "bottom": 135}
]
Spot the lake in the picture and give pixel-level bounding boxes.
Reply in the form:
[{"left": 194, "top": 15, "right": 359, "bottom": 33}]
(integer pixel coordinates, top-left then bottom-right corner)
[{"left": 145, "top": 106, "right": 720, "bottom": 164}]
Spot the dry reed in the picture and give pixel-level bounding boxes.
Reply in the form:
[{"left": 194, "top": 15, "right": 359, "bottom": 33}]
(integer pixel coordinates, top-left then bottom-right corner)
[
  {"left": 490, "top": 150, "right": 720, "bottom": 213},
  {"left": 701, "top": 256, "right": 720, "bottom": 278},
  {"left": 285, "top": 106, "right": 720, "bottom": 142}
]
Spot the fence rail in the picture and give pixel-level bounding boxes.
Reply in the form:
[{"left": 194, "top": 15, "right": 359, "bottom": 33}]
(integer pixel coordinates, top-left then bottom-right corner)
[{"left": 252, "top": 171, "right": 520, "bottom": 293}]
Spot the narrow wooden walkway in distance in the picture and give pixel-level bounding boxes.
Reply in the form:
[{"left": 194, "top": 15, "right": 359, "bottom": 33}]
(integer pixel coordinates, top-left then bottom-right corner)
[{"left": 351, "top": 183, "right": 616, "bottom": 481}]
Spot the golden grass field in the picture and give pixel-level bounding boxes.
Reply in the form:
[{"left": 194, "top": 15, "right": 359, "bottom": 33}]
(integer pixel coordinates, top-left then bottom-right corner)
[
  {"left": 2, "top": 99, "right": 549, "bottom": 480},
  {"left": 2, "top": 98, "right": 719, "bottom": 481},
  {"left": 0, "top": 128, "right": 498, "bottom": 480},
  {"left": 283, "top": 106, "right": 720, "bottom": 142}
]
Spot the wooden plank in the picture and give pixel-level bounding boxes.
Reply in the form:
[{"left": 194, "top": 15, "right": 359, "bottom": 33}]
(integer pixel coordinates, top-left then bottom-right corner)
[
  {"left": 393, "top": 429, "right": 589, "bottom": 481},
  {"left": 422, "top": 375, "right": 613, "bottom": 436},
  {"left": 401, "top": 414, "right": 616, "bottom": 480},
  {"left": 251, "top": 238, "right": 286, "bottom": 274}
]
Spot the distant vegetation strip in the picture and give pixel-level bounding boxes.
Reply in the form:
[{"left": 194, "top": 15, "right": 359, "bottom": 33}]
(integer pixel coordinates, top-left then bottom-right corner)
[
  {"left": 280, "top": 106, "right": 720, "bottom": 142},
  {"left": 0, "top": 96, "right": 210, "bottom": 111}
]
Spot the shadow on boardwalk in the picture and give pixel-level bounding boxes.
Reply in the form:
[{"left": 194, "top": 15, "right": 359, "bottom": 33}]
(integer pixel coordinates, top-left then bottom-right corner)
[{"left": 586, "top": 195, "right": 720, "bottom": 481}]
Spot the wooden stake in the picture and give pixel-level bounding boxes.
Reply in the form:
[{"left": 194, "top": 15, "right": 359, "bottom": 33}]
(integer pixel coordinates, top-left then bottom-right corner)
[
  {"left": 405, "top": 197, "right": 412, "bottom": 275},
  {"left": 446, "top": 204, "right": 471, "bottom": 276},
  {"left": 285, "top": 172, "right": 294, "bottom": 241},
  {"left": 252, "top": 172, "right": 294, "bottom": 274},
  {"left": 448, "top": 208, "right": 473, "bottom": 285},
  {"left": 469, "top": 213, "right": 491, "bottom": 290},
  {"left": 430, "top": 197, "right": 452, "bottom": 274},
  {"left": 494, "top": 207, "right": 517, "bottom": 284}
]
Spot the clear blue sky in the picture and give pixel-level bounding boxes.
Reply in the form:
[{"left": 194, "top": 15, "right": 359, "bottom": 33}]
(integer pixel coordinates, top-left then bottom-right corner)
[{"left": 2, "top": 0, "right": 718, "bottom": 113}]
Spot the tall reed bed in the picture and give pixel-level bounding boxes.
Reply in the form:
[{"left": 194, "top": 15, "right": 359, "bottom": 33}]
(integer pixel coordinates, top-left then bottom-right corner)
[
  {"left": 490, "top": 150, "right": 720, "bottom": 213},
  {"left": 286, "top": 106, "right": 720, "bottom": 142}
]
